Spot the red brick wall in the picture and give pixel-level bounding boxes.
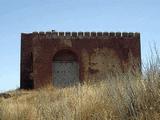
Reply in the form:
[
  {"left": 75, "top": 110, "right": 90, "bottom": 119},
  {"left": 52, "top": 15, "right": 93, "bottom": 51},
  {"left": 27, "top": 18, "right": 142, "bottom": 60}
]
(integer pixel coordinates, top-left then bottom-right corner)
[{"left": 21, "top": 32, "right": 141, "bottom": 89}]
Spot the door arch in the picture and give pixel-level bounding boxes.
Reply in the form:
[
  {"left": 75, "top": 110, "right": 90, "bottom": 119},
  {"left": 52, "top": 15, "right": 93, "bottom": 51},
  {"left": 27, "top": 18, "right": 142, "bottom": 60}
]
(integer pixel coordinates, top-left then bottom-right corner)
[{"left": 53, "top": 50, "right": 80, "bottom": 87}]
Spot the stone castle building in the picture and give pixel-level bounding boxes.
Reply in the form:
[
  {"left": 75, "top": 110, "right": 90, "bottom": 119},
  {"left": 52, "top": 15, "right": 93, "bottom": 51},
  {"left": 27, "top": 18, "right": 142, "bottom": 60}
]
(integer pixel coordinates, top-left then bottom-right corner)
[{"left": 20, "top": 31, "right": 141, "bottom": 89}]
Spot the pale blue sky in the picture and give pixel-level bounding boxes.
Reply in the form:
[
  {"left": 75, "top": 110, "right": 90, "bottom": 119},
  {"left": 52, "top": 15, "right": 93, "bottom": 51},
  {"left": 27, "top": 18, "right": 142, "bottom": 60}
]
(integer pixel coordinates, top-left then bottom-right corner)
[{"left": 0, "top": 0, "right": 160, "bottom": 91}]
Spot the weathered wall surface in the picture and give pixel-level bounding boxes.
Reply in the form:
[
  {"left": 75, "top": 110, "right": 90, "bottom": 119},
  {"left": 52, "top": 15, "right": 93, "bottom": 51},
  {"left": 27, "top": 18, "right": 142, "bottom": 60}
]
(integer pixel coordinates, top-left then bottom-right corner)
[
  {"left": 21, "top": 32, "right": 141, "bottom": 89},
  {"left": 20, "top": 34, "right": 33, "bottom": 89}
]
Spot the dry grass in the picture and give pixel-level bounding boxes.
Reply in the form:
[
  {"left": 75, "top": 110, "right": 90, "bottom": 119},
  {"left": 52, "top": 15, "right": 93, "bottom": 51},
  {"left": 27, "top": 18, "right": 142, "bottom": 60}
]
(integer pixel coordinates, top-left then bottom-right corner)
[{"left": 0, "top": 72, "right": 160, "bottom": 120}]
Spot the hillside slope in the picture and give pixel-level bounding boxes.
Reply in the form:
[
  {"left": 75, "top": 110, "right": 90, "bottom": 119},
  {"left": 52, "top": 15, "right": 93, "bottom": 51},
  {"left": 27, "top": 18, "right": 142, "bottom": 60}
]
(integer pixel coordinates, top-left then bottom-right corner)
[{"left": 0, "top": 75, "right": 160, "bottom": 120}]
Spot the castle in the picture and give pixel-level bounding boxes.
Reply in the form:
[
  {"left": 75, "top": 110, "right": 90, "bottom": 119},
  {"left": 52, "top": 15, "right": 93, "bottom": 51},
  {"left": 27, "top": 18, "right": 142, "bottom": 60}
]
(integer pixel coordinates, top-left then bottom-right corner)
[{"left": 20, "top": 31, "right": 141, "bottom": 89}]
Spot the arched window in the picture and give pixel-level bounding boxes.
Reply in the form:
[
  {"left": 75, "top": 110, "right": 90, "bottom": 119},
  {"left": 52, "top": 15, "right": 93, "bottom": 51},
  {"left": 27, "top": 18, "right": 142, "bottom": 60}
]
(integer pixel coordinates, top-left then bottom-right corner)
[{"left": 53, "top": 50, "right": 79, "bottom": 87}]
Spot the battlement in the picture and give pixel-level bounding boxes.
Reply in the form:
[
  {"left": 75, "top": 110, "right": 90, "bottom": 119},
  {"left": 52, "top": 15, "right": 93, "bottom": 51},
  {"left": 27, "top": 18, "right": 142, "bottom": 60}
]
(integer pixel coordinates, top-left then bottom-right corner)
[{"left": 22, "top": 31, "right": 140, "bottom": 40}]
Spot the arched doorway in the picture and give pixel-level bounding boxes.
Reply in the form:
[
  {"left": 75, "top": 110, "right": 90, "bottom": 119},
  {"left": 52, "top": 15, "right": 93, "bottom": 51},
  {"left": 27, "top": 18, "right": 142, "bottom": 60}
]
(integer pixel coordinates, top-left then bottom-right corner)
[{"left": 53, "top": 50, "right": 80, "bottom": 87}]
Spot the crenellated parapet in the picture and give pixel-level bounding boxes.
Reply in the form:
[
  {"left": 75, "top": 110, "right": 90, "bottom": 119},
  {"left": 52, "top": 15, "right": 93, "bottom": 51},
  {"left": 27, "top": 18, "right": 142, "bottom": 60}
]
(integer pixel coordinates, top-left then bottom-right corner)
[{"left": 28, "top": 31, "right": 140, "bottom": 40}]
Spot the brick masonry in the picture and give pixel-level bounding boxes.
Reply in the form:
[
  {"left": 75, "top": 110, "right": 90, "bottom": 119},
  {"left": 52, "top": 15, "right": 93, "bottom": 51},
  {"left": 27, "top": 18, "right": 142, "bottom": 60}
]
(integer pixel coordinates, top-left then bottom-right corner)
[{"left": 20, "top": 31, "right": 141, "bottom": 89}]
